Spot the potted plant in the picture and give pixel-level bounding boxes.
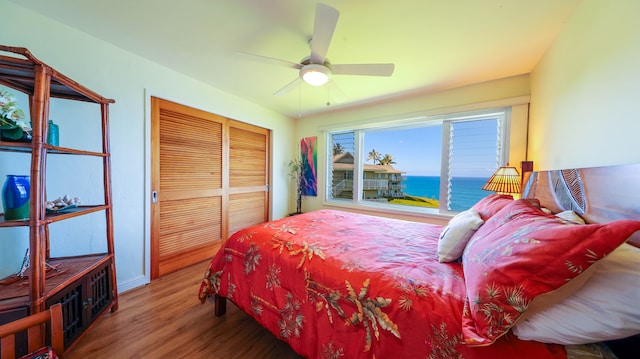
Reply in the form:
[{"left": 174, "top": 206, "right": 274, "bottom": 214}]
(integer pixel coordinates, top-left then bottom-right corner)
[
  {"left": 289, "top": 157, "right": 304, "bottom": 215},
  {"left": 0, "top": 89, "right": 31, "bottom": 141}
]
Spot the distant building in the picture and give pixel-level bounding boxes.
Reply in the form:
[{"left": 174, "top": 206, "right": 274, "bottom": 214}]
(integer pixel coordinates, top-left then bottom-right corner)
[{"left": 331, "top": 153, "right": 406, "bottom": 200}]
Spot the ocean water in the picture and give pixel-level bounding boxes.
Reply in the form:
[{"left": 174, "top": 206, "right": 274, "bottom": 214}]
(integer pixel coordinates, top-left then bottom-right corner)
[{"left": 403, "top": 176, "right": 490, "bottom": 211}]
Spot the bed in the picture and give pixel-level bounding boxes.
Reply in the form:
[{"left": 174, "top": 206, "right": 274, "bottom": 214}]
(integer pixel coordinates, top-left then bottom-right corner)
[{"left": 198, "top": 163, "right": 640, "bottom": 359}]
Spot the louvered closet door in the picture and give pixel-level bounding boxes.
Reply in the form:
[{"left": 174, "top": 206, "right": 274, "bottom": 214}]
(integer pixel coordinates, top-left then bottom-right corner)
[
  {"left": 228, "top": 120, "right": 270, "bottom": 236},
  {"left": 151, "top": 98, "right": 224, "bottom": 279}
]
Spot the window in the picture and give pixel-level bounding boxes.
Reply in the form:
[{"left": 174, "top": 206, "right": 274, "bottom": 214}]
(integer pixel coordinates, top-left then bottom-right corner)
[{"left": 327, "top": 108, "right": 509, "bottom": 213}]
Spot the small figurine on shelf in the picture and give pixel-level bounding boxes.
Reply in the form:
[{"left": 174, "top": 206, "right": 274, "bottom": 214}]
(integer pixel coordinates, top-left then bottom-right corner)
[
  {"left": 18, "top": 247, "right": 29, "bottom": 278},
  {"left": 0, "top": 248, "right": 29, "bottom": 285},
  {"left": 0, "top": 89, "right": 31, "bottom": 142}
]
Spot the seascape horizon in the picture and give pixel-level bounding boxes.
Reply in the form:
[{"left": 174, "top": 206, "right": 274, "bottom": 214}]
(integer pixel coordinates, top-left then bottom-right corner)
[{"left": 403, "top": 175, "right": 490, "bottom": 211}]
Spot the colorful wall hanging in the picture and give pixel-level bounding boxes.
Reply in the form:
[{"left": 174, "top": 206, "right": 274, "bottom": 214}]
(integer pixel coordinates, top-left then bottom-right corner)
[{"left": 300, "top": 136, "right": 317, "bottom": 196}]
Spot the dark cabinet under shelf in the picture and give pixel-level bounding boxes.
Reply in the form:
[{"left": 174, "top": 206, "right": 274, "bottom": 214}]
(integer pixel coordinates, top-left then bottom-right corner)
[
  {"left": 46, "top": 258, "right": 114, "bottom": 347},
  {"left": 0, "top": 306, "right": 30, "bottom": 356}
]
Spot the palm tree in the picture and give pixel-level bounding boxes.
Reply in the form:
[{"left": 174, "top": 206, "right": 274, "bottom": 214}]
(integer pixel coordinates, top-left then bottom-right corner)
[
  {"left": 367, "top": 149, "right": 382, "bottom": 164},
  {"left": 379, "top": 154, "right": 396, "bottom": 166},
  {"left": 289, "top": 157, "right": 305, "bottom": 214},
  {"left": 333, "top": 143, "right": 345, "bottom": 155}
]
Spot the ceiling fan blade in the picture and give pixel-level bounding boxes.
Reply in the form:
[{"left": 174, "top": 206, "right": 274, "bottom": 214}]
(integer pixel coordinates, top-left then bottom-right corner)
[
  {"left": 331, "top": 63, "right": 395, "bottom": 76},
  {"left": 236, "top": 51, "right": 302, "bottom": 70},
  {"left": 274, "top": 77, "right": 302, "bottom": 96},
  {"left": 327, "top": 80, "right": 347, "bottom": 104},
  {"left": 310, "top": 3, "right": 339, "bottom": 64}
]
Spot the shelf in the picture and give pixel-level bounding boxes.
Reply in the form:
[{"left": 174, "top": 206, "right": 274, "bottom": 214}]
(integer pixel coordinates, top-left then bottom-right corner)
[
  {"left": 0, "top": 141, "right": 32, "bottom": 152},
  {"left": 0, "top": 205, "right": 109, "bottom": 227},
  {"left": 0, "top": 46, "right": 114, "bottom": 104},
  {"left": 0, "top": 216, "right": 29, "bottom": 227},
  {"left": 0, "top": 254, "right": 110, "bottom": 306},
  {"left": 47, "top": 145, "right": 108, "bottom": 157},
  {"left": 45, "top": 205, "right": 110, "bottom": 222},
  {"left": 0, "top": 44, "right": 117, "bottom": 350},
  {"left": 0, "top": 140, "right": 107, "bottom": 157}
]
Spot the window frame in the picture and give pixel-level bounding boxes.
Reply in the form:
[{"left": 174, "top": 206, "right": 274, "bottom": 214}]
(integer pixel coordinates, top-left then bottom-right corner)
[{"left": 325, "top": 107, "right": 512, "bottom": 215}]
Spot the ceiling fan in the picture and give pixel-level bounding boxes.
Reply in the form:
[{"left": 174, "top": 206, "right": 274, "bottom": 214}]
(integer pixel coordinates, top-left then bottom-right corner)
[{"left": 238, "top": 3, "right": 395, "bottom": 96}]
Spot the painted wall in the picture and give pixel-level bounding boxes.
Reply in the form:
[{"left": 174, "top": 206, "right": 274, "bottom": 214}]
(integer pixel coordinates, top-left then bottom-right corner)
[
  {"left": 0, "top": 1, "right": 295, "bottom": 291},
  {"left": 295, "top": 75, "right": 531, "bottom": 225},
  {"left": 529, "top": 0, "right": 640, "bottom": 170}
]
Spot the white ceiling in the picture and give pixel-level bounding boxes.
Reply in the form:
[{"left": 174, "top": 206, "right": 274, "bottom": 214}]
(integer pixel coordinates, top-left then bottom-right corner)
[{"left": 14, "top": 0, "right": 581, "bottom": 119}]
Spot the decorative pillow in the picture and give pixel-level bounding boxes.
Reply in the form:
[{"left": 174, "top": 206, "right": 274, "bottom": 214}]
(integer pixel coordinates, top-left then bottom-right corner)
[
  {"left": 512, "top": 243, "right": 640, "bottom": 344},
  {"left": 437, "top": 209, "right": 484, "bottom": 262},
  {"left": 471, "top": 194, "right": 514, "bottom": 221},
  {"left": 460, "top": 199, "right": 640, "bottom": 346},
  {"left": 540, "top": 207, "right": 553, "bottom": 214},
  {"left": 18, "top": 346, "right": 58, "bottom": 359}
]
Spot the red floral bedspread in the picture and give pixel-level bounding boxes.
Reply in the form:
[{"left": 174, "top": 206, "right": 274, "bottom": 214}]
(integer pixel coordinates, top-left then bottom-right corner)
[{"left": 198, "top": 209, "right": 566, "bottom": 359}]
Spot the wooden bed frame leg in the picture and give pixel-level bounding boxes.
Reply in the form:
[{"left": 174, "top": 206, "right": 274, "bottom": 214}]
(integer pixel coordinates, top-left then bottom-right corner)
[{"left": 214, "top": 294, "right": 227, "bottom": 317}]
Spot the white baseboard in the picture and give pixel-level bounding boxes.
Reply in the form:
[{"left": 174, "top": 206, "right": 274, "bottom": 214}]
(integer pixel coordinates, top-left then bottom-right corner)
[{"left": 117, "top": 275, "right": 149, "bottom": 294}]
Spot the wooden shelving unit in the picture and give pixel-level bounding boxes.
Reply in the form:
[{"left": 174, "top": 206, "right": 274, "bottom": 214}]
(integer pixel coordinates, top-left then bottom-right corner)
[{"left": 0, "top": 45, "right": 117, "bottom": 352}]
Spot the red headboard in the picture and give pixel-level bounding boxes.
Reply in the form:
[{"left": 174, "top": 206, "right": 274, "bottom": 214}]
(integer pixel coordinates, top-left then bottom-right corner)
[{"left": 522, "top": 163, "right": 640, "bottom": 246}]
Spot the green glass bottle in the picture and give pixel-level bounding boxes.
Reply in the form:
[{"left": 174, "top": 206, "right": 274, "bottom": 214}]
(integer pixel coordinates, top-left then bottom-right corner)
[{"left": 47, "top": 119, "right": 59, "bottom": 146}]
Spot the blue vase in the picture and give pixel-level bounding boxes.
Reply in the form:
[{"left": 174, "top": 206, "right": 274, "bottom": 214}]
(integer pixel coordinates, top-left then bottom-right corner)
[{"left": 2, "top": 175, "right": 30, "bottom": 220}]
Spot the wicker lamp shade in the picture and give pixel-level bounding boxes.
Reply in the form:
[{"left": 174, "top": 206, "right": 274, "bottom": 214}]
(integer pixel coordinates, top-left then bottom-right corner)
[{"left": 482, "top": 166, "right": 521, "bottom": 194}]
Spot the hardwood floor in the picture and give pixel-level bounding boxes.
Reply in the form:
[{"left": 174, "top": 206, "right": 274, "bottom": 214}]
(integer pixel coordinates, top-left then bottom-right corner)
[{"left": 66, "top": 261, "right": 303, "bottom": 359}]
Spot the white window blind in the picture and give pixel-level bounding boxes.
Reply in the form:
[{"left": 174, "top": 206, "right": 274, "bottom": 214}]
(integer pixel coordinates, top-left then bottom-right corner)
[{"left": 446, "top": 118, "right": 501, "bottom": 211}]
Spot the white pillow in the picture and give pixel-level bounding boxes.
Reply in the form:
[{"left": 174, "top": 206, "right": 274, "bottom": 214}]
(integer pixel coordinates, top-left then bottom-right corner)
[
  {"left": 437, "top": 209, "right": 484, "bottom": 262},
  {"left": 555, "top": 210, "right": 586, "bottom": 224},
  {"left": 512, "top": 243, "right": 640, "bottom": 344}
]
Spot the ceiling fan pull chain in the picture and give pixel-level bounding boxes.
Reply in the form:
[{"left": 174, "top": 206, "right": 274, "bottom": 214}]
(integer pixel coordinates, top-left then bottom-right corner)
[
  {"left": 326, "top": 86, "right": 331, "bottom": 107},
  {"left": 298, "top": 84, "right": 302, "bottom": 119}
]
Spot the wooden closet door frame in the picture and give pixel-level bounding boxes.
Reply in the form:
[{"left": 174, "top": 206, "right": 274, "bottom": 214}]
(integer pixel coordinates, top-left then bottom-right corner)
[
  {"left": 227, "top": 119, "right": 271, "bottom": 235},
  {"left": 149, "top": 96, "right": 271, "bottom": 280},
  {"left": 150, "top": 97, "right": 225, "bottom": 279}
]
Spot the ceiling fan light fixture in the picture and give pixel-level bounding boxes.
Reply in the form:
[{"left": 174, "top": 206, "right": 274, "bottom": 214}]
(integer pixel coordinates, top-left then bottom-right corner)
[{"left": 300, "top": 64, "right": 331, "bottom": 86}]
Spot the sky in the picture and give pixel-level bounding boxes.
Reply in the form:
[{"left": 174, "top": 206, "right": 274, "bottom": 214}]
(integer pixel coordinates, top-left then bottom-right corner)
[
  {"left": 362, "top": 119, "right": 498, "bottom": 177},
  {"left": 364, "top": 125, "right": 442, "bottom": 176}
]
